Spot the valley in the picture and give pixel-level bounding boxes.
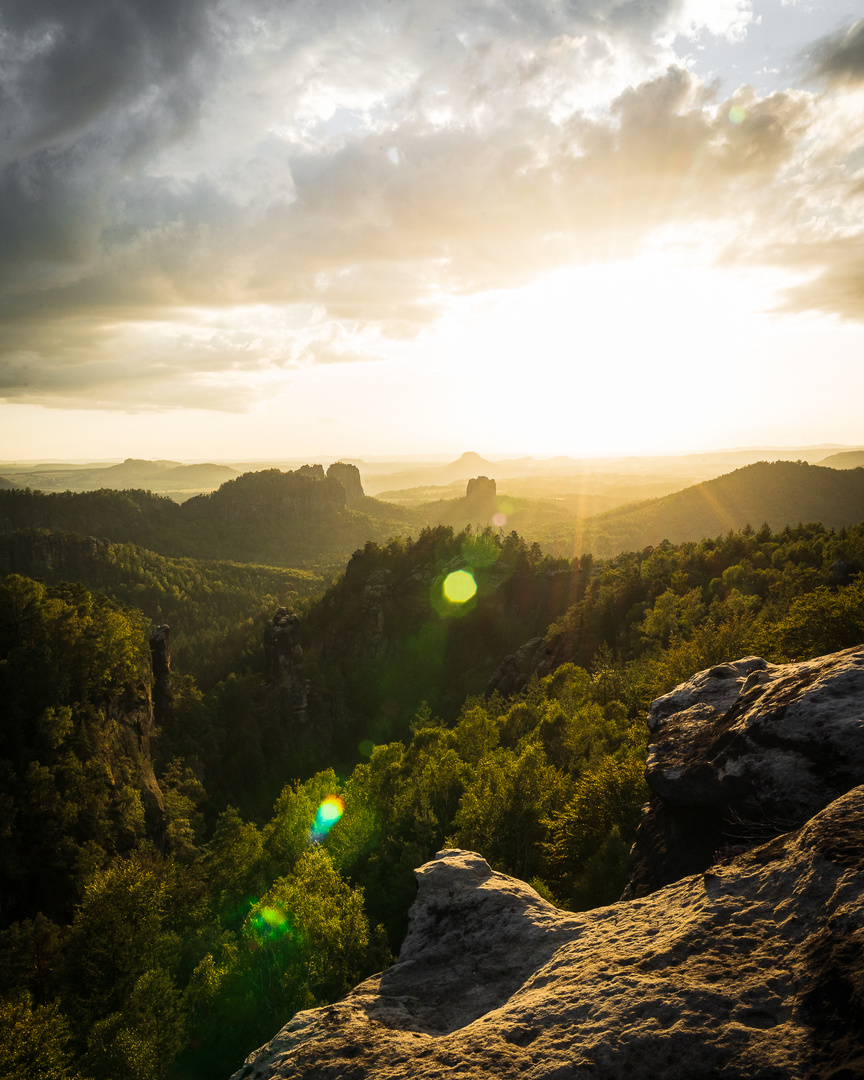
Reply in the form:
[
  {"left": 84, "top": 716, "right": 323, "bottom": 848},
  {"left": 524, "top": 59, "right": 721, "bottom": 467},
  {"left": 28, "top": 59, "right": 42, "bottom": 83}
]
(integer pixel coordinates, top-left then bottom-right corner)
[{"left": 2, "top": 449, "right": 864, "bottom": 1079}]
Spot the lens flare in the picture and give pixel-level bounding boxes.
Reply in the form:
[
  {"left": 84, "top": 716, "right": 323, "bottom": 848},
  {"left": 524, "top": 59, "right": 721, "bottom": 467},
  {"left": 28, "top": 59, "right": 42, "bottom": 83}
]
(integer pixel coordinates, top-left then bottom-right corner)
[
  {"left": 310, "top": 794, "right": 344, "bottom": 843},
  {"left": 251, "top": 905, "right": 289, "bottom": 939},
  {"left": 728, "top": 105, "right": 746, "bottom": 124},
  {"left": 359, "top": 739, "right": 375, "bottom": 757},
  {"left": 443, "top": 569, "right": 477, "bottom": 603},
  {"left": 492, "top": 512, "right": 507, "bottom": 528}
]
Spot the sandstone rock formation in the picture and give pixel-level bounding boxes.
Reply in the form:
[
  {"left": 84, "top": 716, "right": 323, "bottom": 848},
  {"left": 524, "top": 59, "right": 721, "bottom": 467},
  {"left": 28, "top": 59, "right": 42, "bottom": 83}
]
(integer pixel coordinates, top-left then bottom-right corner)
[
  {"left": 0, "top": 530, "right": 110, "bottom": 577},
  {"left": 106, "top": 679, "right": 164, "bottom": 826},
  {"left": 297, "top": 464, "right": 328, "bottom": 480},
  {"left": 149, "top": 624, "right": 174, "bottom": 723},
  {"left": 263, "top": 608, "right": 309, "bottom": 724},
  {"left": 231, "top": 804, "right": 864, "bottom": 1079},
  {"left": 466, "top": 475, "right": 496, "bottom": 501},
  {"left": 327, "top": 462, "right": 365, "bottom": 506},
  {"left": 484, "top": 619, "right": 577, "bottom": 697},
  {"left": 626, "top": 647, "right": 864, "bottom": 897},
  {"left": 230, "top": 647, "right": 864, "bottom": 1080},
  {"left": 485, "top": 636, "right": 550, "bottom": 696}
]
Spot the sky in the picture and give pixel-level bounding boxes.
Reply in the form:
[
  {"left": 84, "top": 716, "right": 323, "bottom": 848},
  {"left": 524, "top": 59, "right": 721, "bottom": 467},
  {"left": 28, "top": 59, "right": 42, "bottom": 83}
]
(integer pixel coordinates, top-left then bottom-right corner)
[{"left": 2, "top": 0, "right": 864, "bottom": 462}]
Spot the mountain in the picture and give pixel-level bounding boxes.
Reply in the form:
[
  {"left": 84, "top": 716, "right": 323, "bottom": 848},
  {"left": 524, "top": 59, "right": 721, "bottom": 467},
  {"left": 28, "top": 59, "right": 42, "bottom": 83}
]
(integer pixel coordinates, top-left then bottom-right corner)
[
  {"left": 575, "top": 460, "right": 864, "bottom": 556},
  {"left": 0, "top": 463, "right": 423, "bottom": 570},
  {"left": 819, "top": 450, "right": 864, "bottom": 469},
  {"left": 5, "top": 457, "right": 240, "bottom": 499}
]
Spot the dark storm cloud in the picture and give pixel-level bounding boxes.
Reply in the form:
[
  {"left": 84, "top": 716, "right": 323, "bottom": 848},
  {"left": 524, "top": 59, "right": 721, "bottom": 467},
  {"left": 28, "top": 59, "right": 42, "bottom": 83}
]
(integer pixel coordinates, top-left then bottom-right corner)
[
  {"left": 807, "top": 18, "right": 864, "bottom": 86},
  {"left": 0, "top": 0, "right": 217, "bottom": 309},
  {"left": 0, "top": 0, "right": 213, "bottom": 152}
]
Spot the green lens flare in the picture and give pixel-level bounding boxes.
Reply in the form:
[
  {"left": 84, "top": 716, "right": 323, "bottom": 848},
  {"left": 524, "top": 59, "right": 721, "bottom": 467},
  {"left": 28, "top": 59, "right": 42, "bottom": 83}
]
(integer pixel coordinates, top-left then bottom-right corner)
[
  {"left": 728, "top": 105, "right": 746, "bottom": 124},
  {"left": 251, "top": 905, "right": 290, "bottom": 940},
  {"left": 443, "top": 569, "right": 477, "bottom": 604}
]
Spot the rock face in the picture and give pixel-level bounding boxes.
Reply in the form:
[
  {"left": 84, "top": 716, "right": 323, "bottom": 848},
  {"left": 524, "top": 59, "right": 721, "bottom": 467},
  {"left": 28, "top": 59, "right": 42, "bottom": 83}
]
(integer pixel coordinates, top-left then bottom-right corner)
[
  {"left": 297, "top": 464, "right": 328, "bottom": 480},
  {"left": 485, "top": 636, "right": 550, "bottom": 697},
  {"left": 230, "top": 648, "right": 864, "bottom": 1080},
  {"left": 149, "top": 624, "right": 174, "bottom": 724},
  {"left": 263, "top": 608, "right": 309, "bottom": 724},
  {"left": 327, "top": 462, "right": 365, "bottom": 506},
  {"left": 466, "top": 475, "right": 496, "bottom": 501},
  {"left": 626, "top": 647, "right": 864, "bottom": 897},
  {"left": 0, "top": 530, "right": 110, "bottom": 577},
  {"left": 106, "top": 679, "right": 165, "bottom": 826}
]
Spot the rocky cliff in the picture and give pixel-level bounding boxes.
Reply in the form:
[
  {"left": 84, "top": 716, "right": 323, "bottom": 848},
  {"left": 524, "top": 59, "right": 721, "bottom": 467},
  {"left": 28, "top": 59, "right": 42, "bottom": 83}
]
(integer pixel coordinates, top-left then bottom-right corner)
[
  {"left": 327, "top": 462, "right": 365, "bottom": 506},
  {"left": 262, "top": 607, "right": 309, "bottom": 725},
  {"left": 230, "top": 647, "right": 864, "bottom": 1080},
  {"left": 465, "top": 475, "right": 496, "bottom": 502}
]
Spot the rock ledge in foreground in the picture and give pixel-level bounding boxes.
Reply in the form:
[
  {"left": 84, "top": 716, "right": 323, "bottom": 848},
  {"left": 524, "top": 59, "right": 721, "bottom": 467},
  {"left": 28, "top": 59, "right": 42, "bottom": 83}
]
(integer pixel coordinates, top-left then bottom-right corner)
[{"left": 231, "top": 796, "right": 864, "bottom": 1080}]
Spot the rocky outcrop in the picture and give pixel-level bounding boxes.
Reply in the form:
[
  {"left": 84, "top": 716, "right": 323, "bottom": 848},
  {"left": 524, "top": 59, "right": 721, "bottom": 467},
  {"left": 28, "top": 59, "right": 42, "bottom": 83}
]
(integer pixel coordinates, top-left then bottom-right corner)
[
  {"left": 149, "top": 624, "right": 174, "bottom": 724},
  {"left": 466, "top": 475, "right": 496, "bottom": 501},
  {"left": 263, "top": 608, "right": 309, "bottom": 723},
  {"left": 297, "top": 464, "right": 328, "bottom": 481},
  {"left": 326, "top": 462, "right": 365, "bottom": 506},
  {"left": 106, "top": 679, "right": 164, "bottom": 826},
  {"left": 485, "top": 615, "right": 579, "bottom": 697},
  {"left": 231, "top": 805, "right": 864, "bottom": 1079},
  {"left": 485, "top": 636, "right": 550, "bottom": 696},
  {"left": 185, "top": 469, "right": 347, "bottom": 524},
  {"left": 626, "top": 647, "right": 864, "bottom": 897},
  {"left": 231, "top": 647, "right": 864, "bottom": 1080}
]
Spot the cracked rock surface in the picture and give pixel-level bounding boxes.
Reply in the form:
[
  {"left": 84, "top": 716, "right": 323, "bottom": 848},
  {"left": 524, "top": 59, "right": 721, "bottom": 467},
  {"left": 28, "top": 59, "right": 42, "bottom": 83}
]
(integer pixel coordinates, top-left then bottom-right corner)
[
  {"left": 627, "top": 646, "right": 864, "bottom": 895},
  {"left": 231, "top": 794, "right": 864, "bottom": 1080}
]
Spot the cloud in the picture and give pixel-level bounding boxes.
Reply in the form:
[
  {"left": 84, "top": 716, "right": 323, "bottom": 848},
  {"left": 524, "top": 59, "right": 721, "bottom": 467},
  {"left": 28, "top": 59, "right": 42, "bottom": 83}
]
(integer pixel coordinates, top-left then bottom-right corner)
[
  {"left": 770, "top": 238, "right": 864, "bottom": 321},
  {"left": 0, "top": 0, "right": 213, "bottom": 154},
  {"left": 807, "top": 18, "right": 864, "bottom": 86},
  {"left": 1, "top": 1, "right": 863, "bottom": 409}
]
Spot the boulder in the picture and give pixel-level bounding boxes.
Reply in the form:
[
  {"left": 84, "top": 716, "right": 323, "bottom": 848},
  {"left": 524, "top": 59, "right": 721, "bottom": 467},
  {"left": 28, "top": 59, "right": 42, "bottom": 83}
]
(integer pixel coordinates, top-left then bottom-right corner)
[
  {"left": 230, "top": 802, "right": 864, "bottom": 1079},
  {"left": 626, "top": 646, "right": 864, "bottom": 896}
]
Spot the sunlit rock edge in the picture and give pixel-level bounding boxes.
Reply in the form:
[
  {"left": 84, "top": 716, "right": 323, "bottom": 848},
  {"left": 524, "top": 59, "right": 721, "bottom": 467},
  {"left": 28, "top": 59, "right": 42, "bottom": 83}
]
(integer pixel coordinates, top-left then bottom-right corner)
[{"left": 231, "top": 647, "right": 864, "bottom": 1080}]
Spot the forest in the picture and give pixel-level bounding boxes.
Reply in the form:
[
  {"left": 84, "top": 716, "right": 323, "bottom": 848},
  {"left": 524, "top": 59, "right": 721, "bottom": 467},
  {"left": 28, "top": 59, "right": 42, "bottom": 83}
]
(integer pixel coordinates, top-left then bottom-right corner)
[{"left": 2, "top": 489, "right": 864, "bottom": 1078}]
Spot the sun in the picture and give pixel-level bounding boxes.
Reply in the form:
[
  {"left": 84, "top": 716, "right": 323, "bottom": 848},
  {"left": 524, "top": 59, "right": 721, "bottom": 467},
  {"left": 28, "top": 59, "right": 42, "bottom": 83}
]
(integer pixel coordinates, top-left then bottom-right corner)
[{"left": 399, "top": 249, "right": 811, "bottom": 456}]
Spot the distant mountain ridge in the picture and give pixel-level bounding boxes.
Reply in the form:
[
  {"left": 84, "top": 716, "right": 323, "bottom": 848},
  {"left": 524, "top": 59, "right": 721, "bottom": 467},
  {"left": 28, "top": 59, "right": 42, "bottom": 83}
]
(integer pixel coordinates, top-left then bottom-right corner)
[
  {"left": 0, "top": 463, "right": 422, "bottom": 568},
  {"left": 4, "top": 457, "right": 240, "bottom": 498},
  {"left": 360, "top": 445, "right": 864, "bottom": 496},
  {"left": 819, "top": 451, "right": 864, "bottom": 469},
  {"left": 577, "top": 460, "right": 864, "bottom": 555}
]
